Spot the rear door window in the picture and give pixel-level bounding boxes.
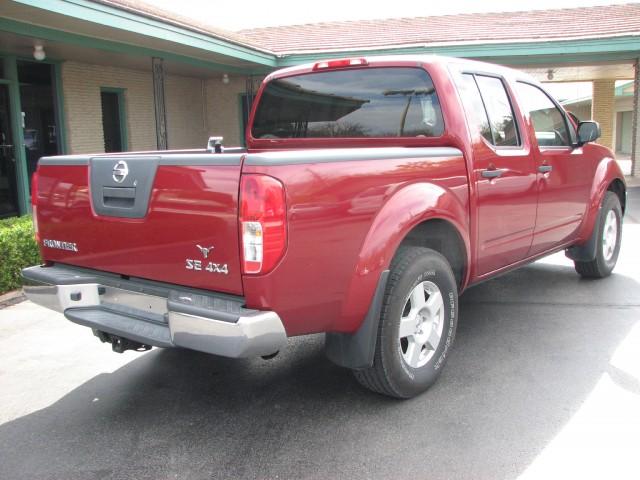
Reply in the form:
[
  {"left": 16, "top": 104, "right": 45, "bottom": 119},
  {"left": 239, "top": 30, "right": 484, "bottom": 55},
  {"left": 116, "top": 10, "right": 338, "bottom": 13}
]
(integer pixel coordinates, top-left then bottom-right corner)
[
  {"left": 456, "top": 73, "right": 493, "bottom": 144},
  {"left": 474, "top": 75, "right": 520, "bottom": 147},
  {"left": 252, "top": 67, "right": 444, "bottom": 139}
]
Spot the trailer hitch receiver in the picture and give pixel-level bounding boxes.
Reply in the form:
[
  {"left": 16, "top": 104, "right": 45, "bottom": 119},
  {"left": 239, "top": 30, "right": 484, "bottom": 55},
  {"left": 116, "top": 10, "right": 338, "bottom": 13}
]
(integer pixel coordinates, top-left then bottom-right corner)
[{"left": 93, "top": 330, "right": 152, "bottom": 353}]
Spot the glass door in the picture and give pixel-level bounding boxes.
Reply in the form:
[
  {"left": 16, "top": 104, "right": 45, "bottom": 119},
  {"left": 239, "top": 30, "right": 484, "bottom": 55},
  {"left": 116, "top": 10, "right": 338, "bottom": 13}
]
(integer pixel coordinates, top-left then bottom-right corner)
[
  {"left": 18, "top": 61, "right": 61, "bottom": 182},
  {"left": 0, "top": 84, "right": 19, "bottom": 218}
]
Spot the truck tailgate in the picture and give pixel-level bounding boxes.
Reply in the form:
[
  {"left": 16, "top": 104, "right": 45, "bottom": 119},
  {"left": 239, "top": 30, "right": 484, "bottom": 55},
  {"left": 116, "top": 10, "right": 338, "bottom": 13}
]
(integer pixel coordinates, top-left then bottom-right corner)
[{"left": 35, "top": 153, "right": 244, "bottom": 295}]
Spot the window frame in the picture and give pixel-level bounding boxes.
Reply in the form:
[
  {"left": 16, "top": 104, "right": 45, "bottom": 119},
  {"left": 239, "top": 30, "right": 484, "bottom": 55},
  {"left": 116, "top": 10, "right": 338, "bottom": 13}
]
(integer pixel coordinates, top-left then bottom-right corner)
[
  {"left": 468, "top": 72, "right": 523, "bottom": 149},
  {"left": 238, "top": 92, "right": 256, "bottom": 146}
]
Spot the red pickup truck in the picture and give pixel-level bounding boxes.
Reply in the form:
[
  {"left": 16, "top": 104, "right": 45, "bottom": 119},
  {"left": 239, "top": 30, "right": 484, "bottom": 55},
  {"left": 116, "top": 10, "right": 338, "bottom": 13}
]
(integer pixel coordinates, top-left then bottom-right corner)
[{"left": 23, "top": 56, "right": 625, "bottom": 398}]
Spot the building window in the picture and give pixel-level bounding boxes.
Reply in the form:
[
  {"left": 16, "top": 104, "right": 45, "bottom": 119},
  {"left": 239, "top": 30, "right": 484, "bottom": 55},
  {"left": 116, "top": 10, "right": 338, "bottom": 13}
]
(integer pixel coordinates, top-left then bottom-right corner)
[{"left": 100, "top": 88, "right": 127, "bottom": 152}]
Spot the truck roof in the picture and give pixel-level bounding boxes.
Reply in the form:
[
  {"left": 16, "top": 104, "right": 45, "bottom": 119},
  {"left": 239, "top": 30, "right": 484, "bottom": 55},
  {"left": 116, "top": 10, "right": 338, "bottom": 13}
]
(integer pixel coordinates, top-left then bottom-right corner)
[{"left": 266, "top": 55, "right": 538, "bottom": 85}]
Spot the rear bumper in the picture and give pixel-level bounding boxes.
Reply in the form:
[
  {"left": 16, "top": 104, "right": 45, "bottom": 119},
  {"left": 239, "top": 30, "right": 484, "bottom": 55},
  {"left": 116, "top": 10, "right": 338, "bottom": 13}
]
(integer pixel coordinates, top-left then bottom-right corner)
[{"left": 21, "top": 264, "right": 286, "bottom": 358}]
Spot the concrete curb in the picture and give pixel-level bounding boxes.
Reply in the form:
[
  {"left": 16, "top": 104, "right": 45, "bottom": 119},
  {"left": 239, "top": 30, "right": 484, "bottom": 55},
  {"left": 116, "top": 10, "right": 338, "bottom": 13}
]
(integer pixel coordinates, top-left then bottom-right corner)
[{"left": 0, "top": 289, "right": 26, "bottom": 309}]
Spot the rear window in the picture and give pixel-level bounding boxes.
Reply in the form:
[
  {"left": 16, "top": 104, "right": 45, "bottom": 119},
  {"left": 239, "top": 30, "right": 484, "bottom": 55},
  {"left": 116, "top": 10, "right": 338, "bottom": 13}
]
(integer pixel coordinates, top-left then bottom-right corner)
[{"left": 251, "top": 67, "right": 444, "bottom": 139}]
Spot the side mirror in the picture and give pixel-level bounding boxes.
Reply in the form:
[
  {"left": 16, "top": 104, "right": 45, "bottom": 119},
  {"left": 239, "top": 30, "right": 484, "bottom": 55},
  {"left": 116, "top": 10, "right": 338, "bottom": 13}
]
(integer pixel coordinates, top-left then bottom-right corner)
[{"left": 577, "top": 121, "right": 600, "bottom": 146}]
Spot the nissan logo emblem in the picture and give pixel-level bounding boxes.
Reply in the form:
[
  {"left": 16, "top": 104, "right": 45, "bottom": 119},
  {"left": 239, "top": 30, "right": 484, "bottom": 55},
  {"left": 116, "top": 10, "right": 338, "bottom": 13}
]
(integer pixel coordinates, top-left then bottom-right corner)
[{"left": 112, "top": 160, "right": 129, "bottom": 183}]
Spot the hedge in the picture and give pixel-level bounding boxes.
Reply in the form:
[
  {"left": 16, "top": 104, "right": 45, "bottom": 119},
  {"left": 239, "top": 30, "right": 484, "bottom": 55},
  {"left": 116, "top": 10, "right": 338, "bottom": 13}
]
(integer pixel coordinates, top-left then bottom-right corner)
[{"left": 0, "top": 215, "right": 41, "bottom": 294}]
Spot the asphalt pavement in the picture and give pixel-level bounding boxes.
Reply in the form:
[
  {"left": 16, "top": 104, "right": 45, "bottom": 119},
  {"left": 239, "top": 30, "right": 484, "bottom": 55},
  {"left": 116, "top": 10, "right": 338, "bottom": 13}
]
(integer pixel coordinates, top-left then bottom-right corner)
[{"left": 1, "top": 188, "right": 639, "bottom": 480}]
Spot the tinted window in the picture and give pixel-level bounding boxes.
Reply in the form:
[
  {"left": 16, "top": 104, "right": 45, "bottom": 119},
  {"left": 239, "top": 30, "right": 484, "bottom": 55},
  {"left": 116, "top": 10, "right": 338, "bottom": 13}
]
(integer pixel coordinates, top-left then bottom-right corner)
[
  {"left": 516, "top": 82, "right": 570, "bottom": 147},
  {"left": 252, "top": 68, "right": 444, "bottom": 139},
  {"left": 475, "top": 75, "right": 520, "bottom": 147},
  {"left": 456, "top": 73, "right": 493, "bottom": 144}
]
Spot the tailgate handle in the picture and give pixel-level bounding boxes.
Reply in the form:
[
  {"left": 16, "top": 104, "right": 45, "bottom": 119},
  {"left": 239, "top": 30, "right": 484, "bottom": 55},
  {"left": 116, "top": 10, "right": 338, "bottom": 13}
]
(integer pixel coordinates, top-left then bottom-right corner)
[{"left": 103, "top": 186, "right": 136, "bottom": 208}]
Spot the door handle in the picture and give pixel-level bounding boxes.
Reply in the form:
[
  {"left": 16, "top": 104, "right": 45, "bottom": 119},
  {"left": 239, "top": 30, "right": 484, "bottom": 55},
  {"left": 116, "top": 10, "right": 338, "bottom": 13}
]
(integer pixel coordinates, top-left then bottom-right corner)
[
  {"left": 538, "top": 164, "right": 553, "bottom": 173},
  {"left": 481, "top": 168, "right": 505, "bottom": 179}
]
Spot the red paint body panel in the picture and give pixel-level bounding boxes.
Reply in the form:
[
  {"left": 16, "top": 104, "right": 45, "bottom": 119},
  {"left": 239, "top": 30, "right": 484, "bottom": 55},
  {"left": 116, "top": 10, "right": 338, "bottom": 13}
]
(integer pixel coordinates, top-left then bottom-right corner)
[
  {"left": 470, "top": 138, "right": 538, "bottom": 275},
  {"left": 528, "top": 146, "right": 595, "bottom": 255},
  {"left": 242, "top": 153, "right": 469, "bottom": 336},
  {"left": 34, "top": 56, "right": 626, "bottom": 340},
  {"left": 36, "top": 163, "right": 244, "bottom": 295}
]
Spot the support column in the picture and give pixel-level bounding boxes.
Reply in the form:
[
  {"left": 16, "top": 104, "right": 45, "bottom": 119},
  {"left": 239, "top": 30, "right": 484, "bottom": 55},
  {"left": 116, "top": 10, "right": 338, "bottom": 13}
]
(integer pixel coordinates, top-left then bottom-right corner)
[
  {"left": 152, "top": 57, "right": 168, "bottom": 150},
  {"left": 591, "top": 79, "right": 616, "bottom": 151},
  {"left": 632, "top": 59, "right": 640, "bottom": 177}
]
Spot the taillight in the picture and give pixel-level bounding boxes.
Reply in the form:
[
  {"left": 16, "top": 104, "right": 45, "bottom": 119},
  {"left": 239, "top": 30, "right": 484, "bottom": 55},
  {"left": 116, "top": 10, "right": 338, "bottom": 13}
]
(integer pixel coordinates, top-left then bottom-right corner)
[
  {"left": 31, "top": 170, "right": 40, "bottom": 243},
  {"left": 239, "top": 174, "right": 287, "bottom": 274},
  {"left": 313, "top": 58, "right": 368, "bottom": 70}
]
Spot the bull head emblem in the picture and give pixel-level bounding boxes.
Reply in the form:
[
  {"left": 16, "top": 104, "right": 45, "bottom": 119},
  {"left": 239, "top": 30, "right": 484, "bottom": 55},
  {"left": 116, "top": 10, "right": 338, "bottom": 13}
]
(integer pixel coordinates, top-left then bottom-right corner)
[{"left": 196, "top": 245, "right": 214, "bottom": 259}]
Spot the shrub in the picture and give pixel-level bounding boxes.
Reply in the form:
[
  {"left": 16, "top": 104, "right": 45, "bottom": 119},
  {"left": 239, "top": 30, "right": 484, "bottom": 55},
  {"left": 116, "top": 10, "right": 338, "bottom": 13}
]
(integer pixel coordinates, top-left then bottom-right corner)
[{"left": 0, "top": 215, "right": 41, "bottom": 294}]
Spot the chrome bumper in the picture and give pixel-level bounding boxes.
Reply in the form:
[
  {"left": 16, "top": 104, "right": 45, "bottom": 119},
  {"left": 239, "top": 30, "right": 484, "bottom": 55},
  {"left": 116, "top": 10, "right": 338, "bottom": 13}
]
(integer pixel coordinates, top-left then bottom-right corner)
[{"left": 22, "top": 265, "right": 286, "bottom": 358}]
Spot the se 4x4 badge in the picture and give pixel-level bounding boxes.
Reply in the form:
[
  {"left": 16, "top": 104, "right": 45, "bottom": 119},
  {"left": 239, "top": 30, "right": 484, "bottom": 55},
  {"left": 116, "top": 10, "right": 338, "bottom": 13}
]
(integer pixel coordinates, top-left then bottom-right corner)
[{"left": 186, "top": 244, "right": 229, "bottom": 275}]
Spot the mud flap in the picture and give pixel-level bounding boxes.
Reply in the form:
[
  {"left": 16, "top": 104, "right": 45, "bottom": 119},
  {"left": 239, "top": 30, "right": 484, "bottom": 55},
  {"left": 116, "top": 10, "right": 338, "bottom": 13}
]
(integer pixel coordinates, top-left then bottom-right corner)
[
  {"left": 566, "top": 207, "right": 602, "bottom": 262},
  {"left": 324, "top": 270, "right": 389, "bottom": 369}
]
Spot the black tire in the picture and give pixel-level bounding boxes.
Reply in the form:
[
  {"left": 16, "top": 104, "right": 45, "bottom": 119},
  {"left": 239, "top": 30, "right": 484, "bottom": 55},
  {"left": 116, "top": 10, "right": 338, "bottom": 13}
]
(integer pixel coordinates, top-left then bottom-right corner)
[
  {"left": 574, "top": 191, "right": 622, "bottom": 278},
  {"left": 353, "top": 247, "right": 458, "bottom": 398}
]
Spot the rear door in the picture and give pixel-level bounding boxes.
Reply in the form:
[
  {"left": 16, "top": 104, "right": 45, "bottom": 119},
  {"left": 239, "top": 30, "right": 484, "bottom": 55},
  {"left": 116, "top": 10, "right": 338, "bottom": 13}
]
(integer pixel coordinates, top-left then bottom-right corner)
[
  {"left": 36, "top": 153, "right": 245, "bottom": 294},
  {"left": 514, "top": 82, "right": 593, "bottom": 255},
  {"left": 455, "top": 72, "right": 538, "bottom": 276}
]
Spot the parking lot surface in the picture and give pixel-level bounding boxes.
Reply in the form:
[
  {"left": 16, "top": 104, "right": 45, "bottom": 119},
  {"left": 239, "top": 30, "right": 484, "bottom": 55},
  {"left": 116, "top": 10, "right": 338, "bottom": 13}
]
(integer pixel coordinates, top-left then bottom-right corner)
[{"left": 1, "top": 188, "right": 639, "bottom": 480}]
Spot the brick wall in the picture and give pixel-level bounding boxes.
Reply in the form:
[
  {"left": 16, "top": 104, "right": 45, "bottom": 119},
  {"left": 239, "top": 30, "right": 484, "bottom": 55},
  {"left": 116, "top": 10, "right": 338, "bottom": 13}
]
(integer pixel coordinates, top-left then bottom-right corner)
[
  {"left": 165, "top": 74, "right": 207, "bottom": 149},
  {"left": 62, "top": 61, "right": 156, "bottom": 153},
  {"left": 591, "top": 79, "right": 616, "bottom": 150},
  {"left": 62, "top": 61, "right": 210, "bottom": 153}
]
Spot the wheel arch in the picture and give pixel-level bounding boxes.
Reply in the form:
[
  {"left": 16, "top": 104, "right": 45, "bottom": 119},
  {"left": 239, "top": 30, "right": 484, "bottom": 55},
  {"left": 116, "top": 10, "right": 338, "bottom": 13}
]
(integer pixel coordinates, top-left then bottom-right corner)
[
  {"left": 327, "top": 215, "right": 468, "bottom": 370},
  {"left": 326, "top": 182, "right": 470, "bottom": 370},
  {"left": 567, "top": 156, "right": 626, "bottom": 262},
  {"left": 578, "top": 157, "right": 625, "bottom": 240},
  {"left": 607, "top": 177, "right": 626, "bottom": 215},
  {"left": 339, "top": 181, "right": 470, "bottom": 333},
  {"left": 394, "top": 218, "right": 468, "bottom": 291}
]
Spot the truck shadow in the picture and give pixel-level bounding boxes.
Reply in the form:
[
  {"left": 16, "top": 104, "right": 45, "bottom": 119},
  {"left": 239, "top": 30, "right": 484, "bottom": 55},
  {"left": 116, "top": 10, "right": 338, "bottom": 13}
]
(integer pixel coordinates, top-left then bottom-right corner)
[{"left": 1, "top": 262, "right": 639, "bottom": 480}]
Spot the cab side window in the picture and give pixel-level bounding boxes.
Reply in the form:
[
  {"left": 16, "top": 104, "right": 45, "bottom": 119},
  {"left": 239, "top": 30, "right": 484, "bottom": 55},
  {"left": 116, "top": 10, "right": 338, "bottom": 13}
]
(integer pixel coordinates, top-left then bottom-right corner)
[
  {"left": 516, "top": 82, "right": 570, "bottom": 147},
  {"left": 474, "top": 75, "right": 520, "bottom": 147},
  {"left": 456, "top": 73, "right": 493, "bottom": 144}
]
